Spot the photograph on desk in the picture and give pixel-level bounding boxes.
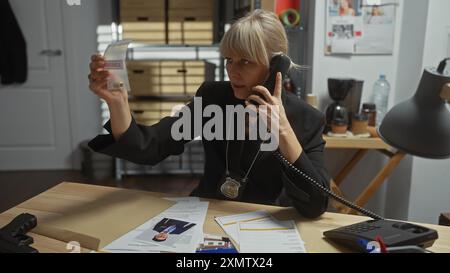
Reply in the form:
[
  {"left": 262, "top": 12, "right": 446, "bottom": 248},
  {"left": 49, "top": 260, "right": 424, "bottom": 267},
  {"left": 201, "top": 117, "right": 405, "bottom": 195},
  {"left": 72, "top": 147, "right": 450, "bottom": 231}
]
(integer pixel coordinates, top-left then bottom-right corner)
[
  {"left": 102, "top": 197, "right": 208, "bottom": 253},
  {"left": 1, "top": 0, "right": 450, "bottom": 259},
  {"left": 135, "top": 217, "right": 197, "bottom": 248}
]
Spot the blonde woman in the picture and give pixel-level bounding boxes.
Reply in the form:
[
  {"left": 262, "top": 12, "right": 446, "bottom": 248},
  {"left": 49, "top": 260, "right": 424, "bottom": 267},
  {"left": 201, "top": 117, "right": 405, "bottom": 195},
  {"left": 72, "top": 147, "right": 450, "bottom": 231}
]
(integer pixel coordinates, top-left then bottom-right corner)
[{"left": 88, "top": 10, "right": 330, "bottom": 218}]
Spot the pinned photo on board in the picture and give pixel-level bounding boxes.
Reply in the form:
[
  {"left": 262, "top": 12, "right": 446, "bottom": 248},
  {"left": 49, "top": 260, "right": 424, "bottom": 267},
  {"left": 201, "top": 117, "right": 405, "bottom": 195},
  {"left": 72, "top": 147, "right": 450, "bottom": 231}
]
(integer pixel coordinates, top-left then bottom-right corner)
[
  {"left": 328, "top": 0, "right": 363, "bottom": 17},
  {"left": 326, "top": 0, "right": 397, "bottom": 54}
]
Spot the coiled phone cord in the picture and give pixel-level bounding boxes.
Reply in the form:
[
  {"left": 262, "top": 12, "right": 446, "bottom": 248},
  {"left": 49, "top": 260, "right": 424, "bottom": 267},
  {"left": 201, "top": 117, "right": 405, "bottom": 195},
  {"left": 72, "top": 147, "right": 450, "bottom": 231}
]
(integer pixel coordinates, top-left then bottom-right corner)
[{"left": 274, "top": 151, "right": 385, "bottom": 220}]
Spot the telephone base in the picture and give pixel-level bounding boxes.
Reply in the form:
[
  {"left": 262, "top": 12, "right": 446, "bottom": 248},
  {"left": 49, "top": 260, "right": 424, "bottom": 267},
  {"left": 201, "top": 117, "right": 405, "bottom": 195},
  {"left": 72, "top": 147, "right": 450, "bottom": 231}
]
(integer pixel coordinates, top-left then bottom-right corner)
[{"left": 323, "top": 219, "right": 438, "bottom": 253}]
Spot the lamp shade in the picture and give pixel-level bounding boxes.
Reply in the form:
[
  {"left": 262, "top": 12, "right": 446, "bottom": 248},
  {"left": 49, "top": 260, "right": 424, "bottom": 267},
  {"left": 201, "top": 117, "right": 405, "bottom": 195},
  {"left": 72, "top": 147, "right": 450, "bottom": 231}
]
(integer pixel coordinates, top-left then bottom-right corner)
[{"left": 379, "top": 59, "right": 450, "bottom": 159}]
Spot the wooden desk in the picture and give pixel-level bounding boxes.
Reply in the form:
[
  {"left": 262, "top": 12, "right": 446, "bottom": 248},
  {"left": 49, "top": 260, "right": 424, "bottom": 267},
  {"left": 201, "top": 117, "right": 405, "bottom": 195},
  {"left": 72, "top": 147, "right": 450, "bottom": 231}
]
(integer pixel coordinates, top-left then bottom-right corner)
[
  {"left": 1, "top": 182, "right": 449, "bottom": 253},
  {"left": 324, "top": 136, "right": 406, "bottom": 214}
]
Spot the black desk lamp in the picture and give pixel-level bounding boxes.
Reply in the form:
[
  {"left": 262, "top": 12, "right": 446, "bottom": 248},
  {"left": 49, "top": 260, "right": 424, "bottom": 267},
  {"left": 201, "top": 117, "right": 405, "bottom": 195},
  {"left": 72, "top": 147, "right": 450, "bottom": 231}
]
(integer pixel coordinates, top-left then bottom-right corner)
[
  {"left": 379, "top": 58, "right": 450, "bottom": 159},
  {"left": 322, "top": 59, "right": 450, "bottom": 253}
]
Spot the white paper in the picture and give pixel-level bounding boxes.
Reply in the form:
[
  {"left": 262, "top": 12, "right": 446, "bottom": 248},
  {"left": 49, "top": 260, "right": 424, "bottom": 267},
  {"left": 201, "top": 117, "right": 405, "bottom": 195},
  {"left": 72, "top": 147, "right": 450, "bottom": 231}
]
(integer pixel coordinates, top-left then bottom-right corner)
[
  {"left": 326, "top": 0, "right": 397, "bottom": 55},
  {"left": 331, "top": 35, "right": 355, "bottom": 54},
  {"left": 215, "top": 210, "right": 271, "bottom": 246},
  {"left": 103, "top": 201, "right": 208, "bottom": 253},
  {"left": 329, "top": 17, "right": 356, "bottom": 54},
  {"left": 103, "top": 40, "right": 132, "bottom": 91},
  {"left": 238, "top": 220, "right": 306, "bottom": 253}
]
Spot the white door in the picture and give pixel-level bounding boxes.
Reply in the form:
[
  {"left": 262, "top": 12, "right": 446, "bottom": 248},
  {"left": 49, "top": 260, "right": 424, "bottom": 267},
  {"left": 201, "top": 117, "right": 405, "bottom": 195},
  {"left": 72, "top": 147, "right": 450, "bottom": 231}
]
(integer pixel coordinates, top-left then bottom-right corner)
[{"left": 0, "top": 0, "right": 72, "bottom": 170}]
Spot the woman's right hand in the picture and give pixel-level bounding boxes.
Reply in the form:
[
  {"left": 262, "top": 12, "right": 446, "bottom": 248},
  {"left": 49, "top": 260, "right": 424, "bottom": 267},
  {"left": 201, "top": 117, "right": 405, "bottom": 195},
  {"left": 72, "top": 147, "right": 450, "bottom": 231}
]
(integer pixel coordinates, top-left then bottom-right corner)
[
  {"left": 88, "top": 54, "right": 128, "bottom": 106},
  {"left": 89, "top": 54, "right": 132, "bottom": 140}
]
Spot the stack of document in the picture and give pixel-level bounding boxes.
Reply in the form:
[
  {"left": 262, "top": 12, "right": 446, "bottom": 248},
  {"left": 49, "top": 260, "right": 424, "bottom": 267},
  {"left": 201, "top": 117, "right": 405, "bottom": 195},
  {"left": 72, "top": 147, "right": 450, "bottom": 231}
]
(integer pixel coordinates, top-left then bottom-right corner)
[
  {"left": 215, "top": 210, "right": 306, "bottom": 253},
  {"left": 103, "top": 197, "right": 208, "bottom": 253}
]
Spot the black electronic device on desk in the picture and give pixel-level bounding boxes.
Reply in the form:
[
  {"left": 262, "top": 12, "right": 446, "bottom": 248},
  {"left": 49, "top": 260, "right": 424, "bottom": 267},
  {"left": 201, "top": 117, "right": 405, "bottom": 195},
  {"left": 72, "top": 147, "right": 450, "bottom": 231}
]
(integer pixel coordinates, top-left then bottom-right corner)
[
  {"left": 323, "top": 219, "right": 438, "bottom": 253},
  {"left": 274, "top": 153, "right": 438, "bottom": 253},
  {"left": 0, "top": 213, "right": 39, "bottom": 253}
]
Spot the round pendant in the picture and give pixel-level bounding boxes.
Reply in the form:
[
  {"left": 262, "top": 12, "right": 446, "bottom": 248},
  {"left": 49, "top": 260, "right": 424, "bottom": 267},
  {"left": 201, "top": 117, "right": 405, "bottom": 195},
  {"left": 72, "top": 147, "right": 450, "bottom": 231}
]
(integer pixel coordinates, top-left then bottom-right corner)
[{"left": 220, "top": 177, "right": 241, "bottom": 199}]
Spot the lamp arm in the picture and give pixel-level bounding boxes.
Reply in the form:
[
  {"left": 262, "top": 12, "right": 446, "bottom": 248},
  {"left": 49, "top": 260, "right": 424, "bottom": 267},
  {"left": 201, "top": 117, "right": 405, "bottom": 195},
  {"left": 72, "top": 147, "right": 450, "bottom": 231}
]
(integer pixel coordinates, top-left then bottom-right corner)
[{"left": 437, "top": 58, "right": 450, "bottom": 74}]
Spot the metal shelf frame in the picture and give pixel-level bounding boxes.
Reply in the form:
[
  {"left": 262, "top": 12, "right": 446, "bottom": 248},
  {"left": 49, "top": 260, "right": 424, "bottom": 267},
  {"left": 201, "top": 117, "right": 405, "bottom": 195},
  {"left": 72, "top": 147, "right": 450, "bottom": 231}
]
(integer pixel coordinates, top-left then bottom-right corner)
[{"left": 115, "top": 43, "right": 224, "bottom": 179}]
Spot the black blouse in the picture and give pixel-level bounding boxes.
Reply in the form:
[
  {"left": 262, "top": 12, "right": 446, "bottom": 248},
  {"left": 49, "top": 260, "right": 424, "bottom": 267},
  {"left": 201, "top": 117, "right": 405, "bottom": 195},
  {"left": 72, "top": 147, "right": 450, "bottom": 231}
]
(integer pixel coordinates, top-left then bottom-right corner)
[{"left": 89, "top": 81, "right": 330, "bottom": 218}]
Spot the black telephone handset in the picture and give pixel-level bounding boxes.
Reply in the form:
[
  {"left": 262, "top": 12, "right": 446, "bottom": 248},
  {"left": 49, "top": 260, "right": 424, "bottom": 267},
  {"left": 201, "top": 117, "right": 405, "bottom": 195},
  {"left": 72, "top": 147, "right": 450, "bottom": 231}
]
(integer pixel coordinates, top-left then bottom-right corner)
[{"left": 250, "top": 54, "right": 291, "bottom": 105}]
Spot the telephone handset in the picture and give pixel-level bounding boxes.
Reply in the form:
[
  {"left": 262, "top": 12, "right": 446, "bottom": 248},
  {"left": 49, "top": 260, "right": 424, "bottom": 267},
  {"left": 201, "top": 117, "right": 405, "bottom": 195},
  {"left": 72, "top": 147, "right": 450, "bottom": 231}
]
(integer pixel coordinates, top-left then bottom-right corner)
[{"left": 249, "top": 54, "right": 291, "bottom": 105}]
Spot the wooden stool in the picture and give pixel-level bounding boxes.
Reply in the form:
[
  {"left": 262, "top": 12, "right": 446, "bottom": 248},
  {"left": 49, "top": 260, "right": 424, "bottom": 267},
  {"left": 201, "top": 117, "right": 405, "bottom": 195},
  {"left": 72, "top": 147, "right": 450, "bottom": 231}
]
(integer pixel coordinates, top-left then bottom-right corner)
[{"left": 324, "top": 136, "right": 406, "bottom": 215}]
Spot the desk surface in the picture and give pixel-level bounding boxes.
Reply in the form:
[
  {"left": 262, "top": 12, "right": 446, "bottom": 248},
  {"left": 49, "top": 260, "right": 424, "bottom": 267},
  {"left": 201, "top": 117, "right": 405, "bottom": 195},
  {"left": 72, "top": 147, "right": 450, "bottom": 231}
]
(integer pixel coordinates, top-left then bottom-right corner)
[
  {"left": 1, "top": 182, "right": 449, "bottom": 253},
  {"left": 324, "top": 136, "right": 391, "bottom": 150}
]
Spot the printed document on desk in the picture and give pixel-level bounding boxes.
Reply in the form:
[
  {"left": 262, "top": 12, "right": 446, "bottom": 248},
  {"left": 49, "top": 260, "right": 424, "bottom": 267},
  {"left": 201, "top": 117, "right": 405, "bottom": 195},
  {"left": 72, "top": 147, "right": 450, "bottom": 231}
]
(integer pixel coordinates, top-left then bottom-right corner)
[
  {"left": 102, "top": 198, "right": 208, "bottom": 253},
  {"left": 215, "top": 210, "right": 271, "bottom": 246},
  {"left": 238, "top": 220, "right": 306, "bottom": 253}
]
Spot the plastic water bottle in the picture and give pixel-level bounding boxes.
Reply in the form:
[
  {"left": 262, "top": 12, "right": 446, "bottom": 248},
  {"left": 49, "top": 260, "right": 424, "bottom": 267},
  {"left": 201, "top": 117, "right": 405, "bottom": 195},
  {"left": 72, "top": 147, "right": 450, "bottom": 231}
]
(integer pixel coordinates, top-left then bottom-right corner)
[{"left": 372, "top": 74, "right": 391, "bottom": 127}]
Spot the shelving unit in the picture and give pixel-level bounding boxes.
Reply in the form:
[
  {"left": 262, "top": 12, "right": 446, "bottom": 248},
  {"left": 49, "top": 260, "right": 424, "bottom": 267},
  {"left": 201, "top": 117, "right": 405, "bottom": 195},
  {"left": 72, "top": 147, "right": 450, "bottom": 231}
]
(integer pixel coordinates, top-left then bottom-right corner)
[
  {"left": 115, "top": 44, "right": 223, "bottom": 179},
  {"left": 104, "top": 0, "right": 226, "bottom": 179},
  {"left": 96, "top": 38, "right": 224, "bottom": 180},
  {"left": 96, "top": 0, "right": 311, "bottom": 179}
]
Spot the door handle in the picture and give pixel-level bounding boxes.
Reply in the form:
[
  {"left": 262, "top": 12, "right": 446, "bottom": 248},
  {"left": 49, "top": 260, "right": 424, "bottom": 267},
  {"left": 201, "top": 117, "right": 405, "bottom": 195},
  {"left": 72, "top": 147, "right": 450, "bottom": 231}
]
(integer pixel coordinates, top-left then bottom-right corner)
[{"left": 39, "top": 49, "right": 62, "bottom": 57}]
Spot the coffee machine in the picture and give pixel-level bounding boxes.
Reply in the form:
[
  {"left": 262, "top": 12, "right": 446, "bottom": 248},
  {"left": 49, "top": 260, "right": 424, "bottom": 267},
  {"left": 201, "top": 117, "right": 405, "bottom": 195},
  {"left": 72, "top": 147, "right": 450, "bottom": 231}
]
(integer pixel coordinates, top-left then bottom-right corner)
[{"left": 325, "top": 78, "right": 364, "bottom": 133}]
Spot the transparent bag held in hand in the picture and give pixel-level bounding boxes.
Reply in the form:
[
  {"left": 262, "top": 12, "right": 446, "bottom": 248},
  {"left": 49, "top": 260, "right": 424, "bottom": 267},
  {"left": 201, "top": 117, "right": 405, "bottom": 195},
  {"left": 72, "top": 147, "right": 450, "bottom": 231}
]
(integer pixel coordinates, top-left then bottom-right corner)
[{"left": 103, "top": 40, "right": 132, "bottom": 92}]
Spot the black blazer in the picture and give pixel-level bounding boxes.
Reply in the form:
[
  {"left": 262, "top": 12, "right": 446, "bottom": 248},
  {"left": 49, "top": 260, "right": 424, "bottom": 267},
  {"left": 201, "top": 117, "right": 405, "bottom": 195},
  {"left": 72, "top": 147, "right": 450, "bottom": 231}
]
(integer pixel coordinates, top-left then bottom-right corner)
[
  {"left": 0, "top": 0, "right": 27, "bottom": 85},
  {"left": 89, "top": 81, "right": 330, "bottom": 218},
  {"left": 153, "top": 218, "right": 196, "bottom": 235}
]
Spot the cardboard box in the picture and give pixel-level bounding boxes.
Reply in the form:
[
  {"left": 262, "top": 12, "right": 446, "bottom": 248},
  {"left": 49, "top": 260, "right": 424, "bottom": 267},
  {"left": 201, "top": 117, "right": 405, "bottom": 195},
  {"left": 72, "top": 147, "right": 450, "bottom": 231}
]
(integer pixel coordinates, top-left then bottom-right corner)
[
  {"left": 130, "top": 100, "right": 188, "bottom": 126},
  {"left": 127, "top": 60, "right": 216, "bottom": 97},
  {"left": 121, "top": 0, "right": 165, "bottom": 8},
  {"left": 121, "top": 22, "right": 166, "bottom": 44},
  {"left": 120, "top": 0, "right": 215, "bottom": 45},
  {"left": 168, "top": 9, "right": 213, "bottom": 22},
  {"left": 169, "top": 0, "right": 213, "bottom": 20},
  {"left": 120, "top": 0, "right": 165, "bottom": 23},
  {"left": 169, "top": 0, "right": 214, "bottom": 9}
]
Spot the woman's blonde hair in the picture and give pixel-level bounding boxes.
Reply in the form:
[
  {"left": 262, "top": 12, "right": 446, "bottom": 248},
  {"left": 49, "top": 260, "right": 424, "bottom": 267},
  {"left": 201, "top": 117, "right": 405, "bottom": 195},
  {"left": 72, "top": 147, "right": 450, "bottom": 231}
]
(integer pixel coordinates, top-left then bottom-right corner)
[{"left": 220, "top": 9, "right": 289, "bottom": 68}]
